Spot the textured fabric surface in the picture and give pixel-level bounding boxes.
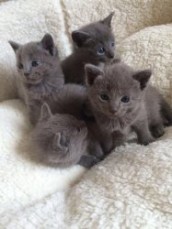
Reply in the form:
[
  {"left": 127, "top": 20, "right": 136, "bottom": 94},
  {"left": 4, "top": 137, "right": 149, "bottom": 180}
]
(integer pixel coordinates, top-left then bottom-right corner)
[
  {"left": 66, "top": 135, "right": 172, "bottom": 228},
  {"left": 0, "top": 0, "right": 172, "bottom": 228},
  {"left": 0, "top": 99, "right": 85, "bottom": 227}
]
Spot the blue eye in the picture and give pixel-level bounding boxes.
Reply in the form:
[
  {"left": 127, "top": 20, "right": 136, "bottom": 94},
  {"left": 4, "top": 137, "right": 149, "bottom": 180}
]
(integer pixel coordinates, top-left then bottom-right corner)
[
  {"left": 32, "top": 61, "right": 39, "bottom": 67},
  {"left": 121, "top": 96, "right": 130, "bottom": 103},
  {"left": 97, "top": 47, "right": 105, "bottom": 55},
  {"left": 100, "top": 94, "right": 109, "bottom": 101}
]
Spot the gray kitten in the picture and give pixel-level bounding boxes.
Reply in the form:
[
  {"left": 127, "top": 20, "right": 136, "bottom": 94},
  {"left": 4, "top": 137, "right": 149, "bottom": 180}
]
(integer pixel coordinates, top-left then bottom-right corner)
[
  {"left": 9, "top": 34, "right": 64, "bottom": 125},
  {"left": 62, "top": 12, "right": 115, "bottom": 85},
  {"left": 85, "top": 61, "right": 172, "bottom": 146},
  {"left": 32, "top": 103, "right": 100, "bottom": 168}
]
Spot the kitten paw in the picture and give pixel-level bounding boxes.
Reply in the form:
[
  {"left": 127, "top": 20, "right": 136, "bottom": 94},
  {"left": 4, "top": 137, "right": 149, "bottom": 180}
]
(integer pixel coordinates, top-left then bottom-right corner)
[
  {"left": 78, "top": 155, "right": 101, "bottom": 168},
  {"left": 113, "top": 131, "right": 126, "bottom": 147},
  {"left": 138, "top": 137, "right": 155, "bottom": 146},
  {"left": 150, "top": 125, "right": 165, "bottom": 138}
]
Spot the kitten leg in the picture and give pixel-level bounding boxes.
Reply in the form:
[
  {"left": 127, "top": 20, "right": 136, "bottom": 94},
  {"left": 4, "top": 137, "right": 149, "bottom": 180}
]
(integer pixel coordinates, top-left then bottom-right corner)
[
  {"left": 27, "top": 100, "right": 42, "bottom": 126},
  {"left": 89, "top": 140, "right": 104, "bottom": 160},
  {"left": 133, "top": 120, "right": 154, "bottom": 145},
  {"left": 150, "top": 123, "right": 164, "bottom": 138},
  {"left": 112, "top": 131, "right": 126, "bottom": 147},
  {"left": 149, "top": 110, "right": 165, "bottom": 138},
  {"left": 160, "top": 97, "right": 172, "bottom": 126},
  {"left": 101, "top": 134, "right": 114, "bottom": 155},
  {"left": 77, "top": 155, "right": 101, "bottom": 168}
]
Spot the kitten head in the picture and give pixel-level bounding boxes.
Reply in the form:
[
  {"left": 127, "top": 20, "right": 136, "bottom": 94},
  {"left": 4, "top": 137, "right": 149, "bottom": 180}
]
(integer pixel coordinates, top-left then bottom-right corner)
[
  {"left": 33, "top": 103, "right": 88, "bottom": 166},
  {"left": 9, "top": 34, "right": 63, "bottom": 85},
  {"left": 71, "top": 12, "right": 115, "bottom": 62},
  {"left": 85, "top": 62, "right": 151, "bottom": 123}
]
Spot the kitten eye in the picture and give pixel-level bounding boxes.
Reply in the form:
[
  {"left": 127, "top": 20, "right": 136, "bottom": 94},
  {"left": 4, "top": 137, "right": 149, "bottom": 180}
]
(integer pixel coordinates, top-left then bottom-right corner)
[
  {"left": 18, "top": 63, "right": 23, "bottom": 69},
  {"left": 100, "top": 94, "right": 109, "bottom": 101},
  {"left": 97, "top": 47, "right": 105, "bottom": 55},
  {"left": 111, "top": 42, "right": 115, "bottom": 47},
  {"left": 32, "top": 61, "right": 39, "bottom": 67},
  {"left": 121, "top": 96, "right": 130, "bottom": 103}
]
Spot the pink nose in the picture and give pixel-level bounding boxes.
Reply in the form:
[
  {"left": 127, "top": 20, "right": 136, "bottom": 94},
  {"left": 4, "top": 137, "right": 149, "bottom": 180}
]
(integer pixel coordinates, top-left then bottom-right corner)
[{"left": 110, "top": 108, "right": 117, "bottom": 114}]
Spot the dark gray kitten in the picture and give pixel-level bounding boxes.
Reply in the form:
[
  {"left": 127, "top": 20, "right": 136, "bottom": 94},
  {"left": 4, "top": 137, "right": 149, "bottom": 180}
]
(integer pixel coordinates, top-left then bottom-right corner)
[
  {"left": 32, "top": 103, "right": 100, "bottom": 168},
  {"left": 9, "top": 34, "right": 64, "bottom": 125},
  {"left": 85, "top": 61, "right": 172, "bottom": 146},
  {"left": 62, "top": 12, "right": 115, "bottom": 85}
]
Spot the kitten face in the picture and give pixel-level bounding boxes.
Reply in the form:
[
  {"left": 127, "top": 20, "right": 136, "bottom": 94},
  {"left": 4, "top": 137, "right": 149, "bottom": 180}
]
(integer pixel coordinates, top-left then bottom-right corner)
[
  {"left": 72, "top": 12, "right": 115, "bottom": 62},
  {"left": 33, "top": 103, "right": 88, "bottom": 165},
  {"left": 9, "top": 34, "right": 60, "bottom": 85},
  {"left": 85, "top": 62, "right": 151, "bottom": 123}
]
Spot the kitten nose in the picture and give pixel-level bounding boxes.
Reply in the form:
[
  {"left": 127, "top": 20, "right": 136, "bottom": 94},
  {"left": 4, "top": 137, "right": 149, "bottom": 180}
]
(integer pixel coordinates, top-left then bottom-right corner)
[
  {"left": 110, "top": 108, "right": 117, "bottom": 114},
  {"left": 108, "top": 52, "right": 114, "bottom": 59},
  {"left": 24, "top": 72, "right": 30, "bottom": 77}
]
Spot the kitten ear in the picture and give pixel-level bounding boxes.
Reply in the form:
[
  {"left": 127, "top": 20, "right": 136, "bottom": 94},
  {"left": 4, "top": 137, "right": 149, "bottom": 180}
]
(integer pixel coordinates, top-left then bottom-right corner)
[
  {"left": 72, "top": 30, "right": 91, "bottom": 47},
  {"left": 9, "top": 41, "right": 21, "bottom": 53},
  {"left": 85, "top": 64, "right": 103, "bottom": 86},
  {"left": 100, "top": 12, "right": 114, "bottom": 27},
  {"left": 55, "top": 132, "right": 68, "bottom": 151},
  {"left": 40, "top": 103, "right": 52, "bottom": 122},
  {"left": 133, "top": 69, "right": 152, "bottom": 90},
  {"left": 41, "top": 33, "right": 56, "bottom": 56}
]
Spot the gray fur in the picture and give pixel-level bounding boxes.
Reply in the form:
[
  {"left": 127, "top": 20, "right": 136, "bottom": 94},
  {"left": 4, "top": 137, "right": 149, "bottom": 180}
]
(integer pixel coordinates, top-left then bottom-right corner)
[
  {"left": 32, "top": 103, "right": 89, "bottom": 168},
  {"left": 85, "top": 61, "right": 171, "bottom": 146},
  {"left": 61, "top": 12, "right": 115, "bottom": 85},
  {"left": 9, "top": 34, "right": 64, "bottom": 125}
]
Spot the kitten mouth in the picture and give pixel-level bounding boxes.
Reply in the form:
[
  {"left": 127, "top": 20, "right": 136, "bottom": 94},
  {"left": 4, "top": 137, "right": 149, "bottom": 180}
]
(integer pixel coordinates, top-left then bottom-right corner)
[
  {"left": 108, "top": 112, "right": 119, "bottom": 118},
  {"left": 27, "top": 78, "right": 42, "bottom": 84}
]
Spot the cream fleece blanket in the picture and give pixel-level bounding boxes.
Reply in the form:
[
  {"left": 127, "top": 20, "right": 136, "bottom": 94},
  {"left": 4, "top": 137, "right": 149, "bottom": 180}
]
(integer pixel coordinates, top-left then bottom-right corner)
[{"left": 0, "top": 0, "right": 172, "bottom": 228}]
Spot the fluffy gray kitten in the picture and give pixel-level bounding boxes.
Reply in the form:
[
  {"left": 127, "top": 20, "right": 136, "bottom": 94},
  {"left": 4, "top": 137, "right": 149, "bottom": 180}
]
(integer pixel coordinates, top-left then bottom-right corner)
[
  {"left": 32, "top": 103, "right": 101, "bottom": 168},
  {"left": 9, "top": 33, "right": 64, "bottom": 125},
  {"left": 85, "top": 61, "right": 172, "bottom": 146},
  {"left": 62, "top": 12, "right": 115, "bottom": 85}
]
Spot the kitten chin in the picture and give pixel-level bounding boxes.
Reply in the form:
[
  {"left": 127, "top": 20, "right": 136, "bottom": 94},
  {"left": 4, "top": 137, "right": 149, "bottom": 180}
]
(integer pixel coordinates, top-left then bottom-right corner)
[
  {"left": 61, "top": 12, "right": 115, "bottom": 85},
  {"left": 85, "top": 61, "right": 172, "bottom": 147}
]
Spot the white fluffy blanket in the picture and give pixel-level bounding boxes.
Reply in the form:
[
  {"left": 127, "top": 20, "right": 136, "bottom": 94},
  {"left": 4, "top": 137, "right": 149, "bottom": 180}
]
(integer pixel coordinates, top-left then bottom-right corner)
[{"left": 0, "top": 0, "right": 172, "bottom": 228}]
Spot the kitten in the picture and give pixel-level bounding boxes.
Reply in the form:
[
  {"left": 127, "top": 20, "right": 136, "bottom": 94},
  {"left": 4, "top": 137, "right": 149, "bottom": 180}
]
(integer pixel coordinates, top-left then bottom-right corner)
[
  {"left": 85, "top": 61, "right": 172, "bottom": 146},
  {"left": 61, "top": 12, "right": 115, "bottom": 85},
  {"left": 9, "top": 33, "right": 64, "bottom": 125},
  {"left": 32, "top": 103, "right": 100, "bottom": 168}
]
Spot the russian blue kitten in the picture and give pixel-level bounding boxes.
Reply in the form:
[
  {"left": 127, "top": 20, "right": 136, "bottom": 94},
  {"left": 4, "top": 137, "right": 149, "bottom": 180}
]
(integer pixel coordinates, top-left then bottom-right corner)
[
  {"left": 9, "top": 34, "right": 64, "bottom": 125},
  {"left": 32, "top": 103, "right": 100, "bottom": 168},
  {"left": 85, "top": 61, "right": 172, "bottom": 146},
  {"left": 62, "top": 12, "right": 115, "bottom": 85}
]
